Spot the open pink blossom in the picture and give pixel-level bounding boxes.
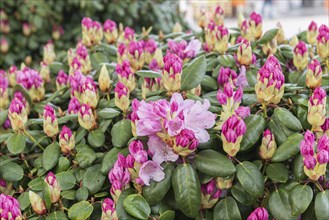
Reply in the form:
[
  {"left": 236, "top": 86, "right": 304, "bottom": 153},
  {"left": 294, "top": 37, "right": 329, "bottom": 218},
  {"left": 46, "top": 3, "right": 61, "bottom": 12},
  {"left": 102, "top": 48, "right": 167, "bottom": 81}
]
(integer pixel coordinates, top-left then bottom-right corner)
[
  {"left": 147, "top": 136, "right": 178, "bottom": 164},
  {"left": 139, "top": 160, "right": 165, "bottom": 185}
]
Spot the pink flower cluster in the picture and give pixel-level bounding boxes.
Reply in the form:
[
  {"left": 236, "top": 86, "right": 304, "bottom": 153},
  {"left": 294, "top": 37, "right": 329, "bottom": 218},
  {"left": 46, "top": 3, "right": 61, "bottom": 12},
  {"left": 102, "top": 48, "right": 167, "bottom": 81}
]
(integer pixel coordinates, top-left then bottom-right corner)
[
  {"left": 294, "top": 41, "right": 307, "bottom": 56},
  {"left": 247, "top": 207, "right": 269, "bottom": 220},
  {"left": 317, "top": 24, "right": 329, "bottom": 44},
  {"left": 16, "top": 67, "right": 43, "bottom": 90},
  {"left": 167, "top": 39, "right": 201, "bottom": 60},
  {"left": 0, "top": 194, "right": 22, "bottom": 220}
]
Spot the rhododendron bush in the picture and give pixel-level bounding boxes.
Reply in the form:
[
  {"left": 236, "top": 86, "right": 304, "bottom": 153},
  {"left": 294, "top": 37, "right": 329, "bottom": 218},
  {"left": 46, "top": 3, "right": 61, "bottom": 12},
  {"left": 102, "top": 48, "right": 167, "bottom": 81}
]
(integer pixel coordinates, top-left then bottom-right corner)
[{"left": 1, "top": 5, "right": 329, "bottom": 220}]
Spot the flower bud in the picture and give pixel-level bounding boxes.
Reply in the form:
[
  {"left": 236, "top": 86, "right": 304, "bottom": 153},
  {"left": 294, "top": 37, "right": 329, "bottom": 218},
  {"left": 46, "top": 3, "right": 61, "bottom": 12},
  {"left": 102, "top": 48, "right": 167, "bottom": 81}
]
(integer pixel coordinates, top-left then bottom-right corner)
[
  {"left": 255, "top": 55, "right": 284, "bottom": 105},
  {"left": 0, "top": 37, "right": 8, "bottom": 53},
  {"left": 52, "top": 24, "right": 64, "bottom": 41},
  {"left": 247, "top": 207, "right": 269, "bottom": 220},
  {"left": 43, "top": 105, "right": 59, "bottom": 137},
  {"left": 76, "top": 44, "right": 92, "bottom": 74},
  {"left": 173, "top": 129, "right": 199, "bottom": 157},
  {"left": 237, "top": 38, "right": 252, "bottom": 65},
  {"left": 68, "top": 97, "right": 80, "bottom": 115},
  {"left": 259, "top": 129, "right": 277, "bottom": 160},
  {"left": 142, "top": 77, "right": 162, "bottom": 99},
  {"left": 59, "top": 126, "right": 75, "bottom": 154},
  {"left": 321, "top": 118, "right": 329, "bottom": 137},
  {"left": 213, "top": 5, "right": 224, "bottom": 26},
  {"left": 114, "top": 82, "right": 130, "bottom": 112},
  {"left": 249, "top": 12, "right": 262, "bottom": 40},
  {"left": 16, "top": 68, "right": 45, "bottom": 101},
  {"left": 198, "top": 9, "right": 208, "bottom": 29},
  {"left": 103, "top": 19, "right": 118, "bottom": 44},
  {"left": 8, "top": 65, "right": 18, "bottom": 86},
  {"left": 29, "top": 191, "right": 47, "bottom": 215},
  {"left": 78, "top": 104, "right": 96, "bottom": 130},
  {"left": 43, "top": 41, "right": 56, "bottom": 65},
  {"left": 8, "top": 98, "right": 27, "bottom": 131},
  {"left": 22, "top": 22, "right": 32, "bottom": 36},
  {"left": 262, "top": 37, "right": 277, "bottom": 55},
  {"left": 116, "top": 60, "right": 136, "bottom": 92},
  {"left": 317, "top": 24, "right": 329, "bottom": 59},
  {"left": 307, "top": 21, "right": 318, "bottom": 45},
  {"left": 80, "top": 77, "right": 99, "bottom": 108},
  {"left": 276, "top": 22, "right": 285, "bottom": 44},
  {"left": 300, "top": 130, "right": 315, "bottom": 157},
  {"left": 221, "top": 115, "right": 246, "bottom": 156},
  {"left": 216, "top": 175, "right": 234, "bottom": 189},
  {"left": 143, "top": 39, "right": 158, "bottom": 64},
  {"left": 127, "top": 40, "right": 145, "bottom": 72},
  {"left": 172, "top": 22, "right": 183, "bottom": 33},
  {"left": 307, "top": 87, "right": 326, "bottom": 128},
  {"left": 289, "top": 35, "right": 299, "bottom": 48},
  {"left": 81, "top": 17, "right": 103, "bottom": 47},
  {"left": 201, "top": 179, "right": 221, "bottom": 209},
  {"left": 293, "top": 41, "right": 308, "bottom": 70},
  {"left": 99, "top": 64, "right": 111, "bottom": 92},
  {"left": 45, "top": 172, "right": 61, "bottom": 203},
  {"left": 0, "top": 194, "right": 22, "bottom": 220},
  {"left": 56, "top": 70, "right": 69, "bottom": 91},
  {"left": 40, "top": 61, "right": 50, "bottom": 83},
  {"left": 240, "top": 20, "right": 252, "bottom": 41},
  {"left": 101, "top": 198, "right": 118, "bottom": 220},
  {"left": 317, "top": 149, "right": 329, "bottom": 164},
  {"left": 217, "top": 67, "right": 237, "bottom": 87},
  {"left": 306, "top": 59, "right": 322, "bottom": 89},
  {"left": 205, "top": 22, "right": 229, "bottom": 53},
  {"left": 162, "top": 53, "right": 183, "bottom": 92}
]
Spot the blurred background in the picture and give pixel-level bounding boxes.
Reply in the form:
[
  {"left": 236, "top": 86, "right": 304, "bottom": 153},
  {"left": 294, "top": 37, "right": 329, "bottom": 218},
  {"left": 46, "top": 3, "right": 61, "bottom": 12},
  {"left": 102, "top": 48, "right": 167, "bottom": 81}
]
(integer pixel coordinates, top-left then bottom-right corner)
[{"left": 0, "top": 0, "right": 328, "bottom": 68}]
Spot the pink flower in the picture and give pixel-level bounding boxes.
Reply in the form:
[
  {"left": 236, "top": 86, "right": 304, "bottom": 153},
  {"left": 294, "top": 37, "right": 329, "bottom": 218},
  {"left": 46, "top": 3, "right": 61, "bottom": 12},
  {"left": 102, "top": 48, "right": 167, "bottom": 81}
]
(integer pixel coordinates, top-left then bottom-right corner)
[
  {"left": 294, "top": 41, "right": 307, "bottom": 56},
  {"left": 317, "top": 134, "right": 329, "bottom": 152},
  {"left": 60, "top": 125, "right": 72, "bottom": 141},
  {"left": 247, "top": 207, "right": 269, "bottom": 220},
  {"left": 139, "top": 160, "right": 165, "bottom": 185},
  {"left": 147, "top": 136, "right": 178, "bottom": 164},
  {"left": 321, "top": 118, "right": 329, "bottom": 134},
  {"left": 56, "top": 70, "right": 68, "bottom": 86},
  {"left": 128, "top": 40, "right": 143, "bottom": 58},
  {"left": 101, "top": 198, "right": 117, "bottom": 219},
  {"left": 16, "top": 68, "right": 43, "bottom": 90},
  {"left": 82, "top": 17, "right": 93, "bottom": 29},
  {"left": 309, "top": 87, "right": 326, "bottom": 105},
  {"left": 149, "top": 59, "right": 161, "bottom": 71},
  {"left": 317, "top": 24, "right": 329, "bottom": 44},
  {"left": 108, "top": 154, "right": 130, "bottom": 186},
  {"left": 300, "top": 130, "right": 315, "bottom": 156},
  {"left": 124, "top": 27, "right": 135, "bottom": 41},
  {"left": 304, "top": 155, "right": 317, "bottom": 169},
  {"left": 44, "top": 105, "right": 56, "bottom": 123},
  {"left": 222, "top": 115, "right": 246, "bottom": 143},
  {"left": 215, "top": 5, "right": 224, "bottom": 15},
  {"left": 308, "top": 21, "right": 317, "bottom": 31},
  {"left": 116, "top": 60, "right": 133, "bottom": 78},
  {"left": 249, "top": 12, "right": 262, "bottom": 25},
  {"left": 0, "top": 194, "right": 22, "bottom": 219},
  {"left": 143, "top": 39, "right": 157, "bottom": 54},
  {"left": 317, "top": 149, "right": 329, "bottom": 164},
  {"left": 114, "top": 81, "right": 129, "bottom": 98},
  {"left": 9, "top": 98, "right": 25, "bottom": 115},
  {"left": 201, "top": 179, "right": 221, "bottom": 200},
  {"left": 217, "top": 67, "right": 237, "bottom": 87},
  {"left": 163, "top": 53, "right": 183, "bottom": 77},
  {"left": 103, "top": 19, "right": 117, "bottom": 32},
  {"left": 68, "top": 97, "right": 80, "bottom": 114},
  {"left": 235, "top": 106, "right": 250, "bottom": 119}
]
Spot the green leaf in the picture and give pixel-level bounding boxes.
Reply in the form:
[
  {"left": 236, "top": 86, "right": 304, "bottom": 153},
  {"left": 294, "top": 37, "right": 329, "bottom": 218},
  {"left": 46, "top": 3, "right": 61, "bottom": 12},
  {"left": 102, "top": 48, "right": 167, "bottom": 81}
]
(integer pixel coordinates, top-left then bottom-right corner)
[
  {"left": 135, "top": 70, "right": 162, "bottom": 78},
  {"left": 7, "top": 133, "right": 26, "bottom": 155},
  {"left": 0, "top": 110, "right": 8, "bottom": 127},
  {"left": 68, "top": 201, "right": 93, "bottom": 220},
  {"left": 82, "top": 164, "right": 106, "bottom": 195},
  {"left": 159, "top": 210, "right": 175, "bottom": 220},
  {"left": 213, "top": 196, "right": 241, "bottom": 220},
  {"left": 274, "top": 108, "right": 303, "bottom": 131},
  {"left": 288, "top": 71, "right": 306, "bottom": 87},
  {"left": 246, "top": 68, "right": 258, "bottom": 87},
  {"left": 172, "top": 163, "right": 201, "bottom": 218},
  {"left": 57, "top": 114, "right": 78, "bottom": 124},
  {"left": 181, "top": 55, "right": 206, "bottom": 90},
  {"left": 257, "top": 28, "right": 279, "bottom": 44},
  {"left": 111, "top": 119, "right": 133, "bottom": 148},
  {"left": 49, "top": 62, "right": 66, "bottom": 74},
  {"left": 292, "top": 154, "right": 307, "bottom": 180},
  {"left": 56, "top": 171, "right": 76, "bottom": 190},
  {"left": 55, "top": 157, "right": 71, "bottom": 173},
  {"left": 75, "top": 148, "right": 96, "bottom": 168},
  {"left": 123, "top": 194, "right": 151, "bottom": 220},
  {"left": 17, "top": 192, "right": 30, "bottom": 211},
  {"left": 76, "top": 187, "right": 89, "bottom": 201},
  {"left": 201, "top": 75, "right": 218, "bottom": 91},
  {"left": 231, "top": 182, "right": 257, "bottom": 206},
  {"left": 46, "top": 211, "right": 68, "bottom": 220},
  {"left": 218, "top": 54, "right": 236, "bottom": 68},
  {"left": 61, "top": 190, "right": 76, "bottom": 200},
  {"left": 240, "top": 115, "right": 266, "bottom": 151},
  {"left": 97, "top": 108, "right": 120, "bottom": 119},
  {"left": 28, "top": 177, "right": 44, "bottom": 191},
  {"left": 0, "top": 161, "right": 24, "bottom": 181},
  {"left": 236, "top": 161, "right": 264, "bottom": 198},
  {"left": 266, "top": 163, "right": 289, "bottom": 183},
  {"left": 272, "top": 133, "right": 304, "bottom": 162},
  {"left": 143, "top": 163, "right": 174, "bottom": 205},
  {"left": 194, "top": 150, "right": 236, "bottom": 177},
  {"left": 117, "top": 189, "right": 137, "bottom": 220},
  {"left": 101, "top": 147, "right": 129, "bottom": 174},
  {"left": 289, "top": 184, "right": 313, "bottom": 215},
  {"left": 269, "top": 189, "right": 297, "bottom": 220},
  {"left": 315, "top": 190, "right": 329, "bottom": 220},
  {"left": 87, "top": 129, "right": 105, "bottom": 148},
  {"left": 42, "top": 142, "right": 60, "bottom": 171}
]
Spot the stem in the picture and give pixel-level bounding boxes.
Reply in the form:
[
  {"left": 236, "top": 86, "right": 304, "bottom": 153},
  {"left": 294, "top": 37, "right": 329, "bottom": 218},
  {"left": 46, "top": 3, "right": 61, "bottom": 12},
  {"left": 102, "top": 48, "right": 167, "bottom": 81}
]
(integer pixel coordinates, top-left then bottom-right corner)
[
  {"left": 315, "top": 181, "right": 324, "bottom": 192},
  {"left": 23, "top": 130, "right": 45, "bottom": 151},
  {"left": 261, "top": 102, "right": 267, "bottom": 118}
]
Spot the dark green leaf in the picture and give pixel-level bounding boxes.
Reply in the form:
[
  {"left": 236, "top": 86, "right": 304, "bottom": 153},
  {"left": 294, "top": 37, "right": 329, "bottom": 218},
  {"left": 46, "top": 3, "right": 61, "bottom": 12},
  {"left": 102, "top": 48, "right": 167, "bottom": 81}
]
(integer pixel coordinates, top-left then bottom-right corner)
[
  {"left": 135, "top": 70, "right": 162, "bottom": 78},
  {"left": 17, "top": 192, "right": 30, "bottom": 211},
  {"left": 240, "top": 115, "right": 266, "bottom": 151},
  {"left": 75, "top": 148, "right": 96, "bottom": 168},
  {"left": 42, "top": 142, "right": 60, "bottom": 171},
  {"left": 68, "top": 201, "right": 93, "bottom": 220},
  {"left": 82, "top": 164, "right": 106, "bottom": 195},
  {"left": 97, "top": 108, "right": 120, "bottom": 119},
  {"left": 315, "top": 190, "right": 329, "bottom": 220},
  {"left": 257, "top": 28, "right": 279, "bottom": 44},
  {"left": 88, "top": 129, "right": 105, "bottom": 148},
  {"left": 101, "top": 147, "right": 129, "bottom": 174},
  {"left": 292, "top": 154, "right": 307, "bottom": 181},
  {"left": 213, "top": 196, "right": 241, "bottom": 220},
  {"left": 7, "top": 133, "right": 26, "bottom": 155},
  {"left": 46, "top": 211, "right": 68, "bottom": 220},
  {"left": 231, "top": 183, "right": 257, "bottom": 206},
  {"left": 56, "top": 171, "right": 76, "bottom": 190},
  {"left": 274, "top": 108, "right": 303, "bottom": 131},
  {"left": 289, "top": 184, "right": 313, "bottom": 215},
  {"left": 266, "top": 163, "right": 289, "bottom": 183},
  {"left": 123, "top": 194, "right": 151, "bottom": 220},
  {"left": 272, "top": 133, "right": 304, "bottom": 162},
  {"left": 111, "top": 119, "right": 133, "bottom": 148},
  {"left": 269, "top": 189, "right": 297, "bottom": 220},
  {"left": 159, "top": 210, "right": 175, "bottom": 220},
  {"left": 218, "top": 55, "right": 236, "bottom": 68},
  {"left": 0, "top": 161, "right": 24, "bottom": 181},
  {"left": 181, "top": 55, "right": 206, "bottom": 90},
  {"left": 76, "top": 187, "right": 89, "bottom": 201}
]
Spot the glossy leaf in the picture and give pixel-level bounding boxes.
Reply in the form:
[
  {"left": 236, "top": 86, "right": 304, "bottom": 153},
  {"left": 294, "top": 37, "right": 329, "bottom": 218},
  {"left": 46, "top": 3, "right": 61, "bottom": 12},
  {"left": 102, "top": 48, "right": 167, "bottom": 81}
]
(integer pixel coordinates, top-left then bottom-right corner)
[
  {"left": 7, "top": 133, "right": 26, "bottom": 155},
  {"left": 272, "top": 133, "right": 304, "bottom": 162},
  {"left": 269, "top": 189, "right": 297, "bottom": 220},
  {"left": 82, "top": 164, "right": 106, "bottom": 195},
  {"left": 240, "top": 115, "right": 266, "bottom": 151},
  {"left": 315, "top": 190, "right": 329, "bottom": 220},
  {"left": 123, "top": 194, "right": 151, "bottom": 220},
  {"left": 266, "top": 163, "right": 289, "bottom": 183},
  {"left": 289, "top": 184, "right": 313, "bottom": 215},
  {"left": 68, "top": 201, "right": 93, "bottom": 220},
  {"left": 42, "top": 142, "right": 60, "bottom": 171},
  {"left": 111, "top": 119, "right": 133, "bottom": 148},
  {"left": 181, "top": 55, "right": 206, "bottom": 90},
  {"left": 213, "top": 196, "right": 241, "bottom": 220}
]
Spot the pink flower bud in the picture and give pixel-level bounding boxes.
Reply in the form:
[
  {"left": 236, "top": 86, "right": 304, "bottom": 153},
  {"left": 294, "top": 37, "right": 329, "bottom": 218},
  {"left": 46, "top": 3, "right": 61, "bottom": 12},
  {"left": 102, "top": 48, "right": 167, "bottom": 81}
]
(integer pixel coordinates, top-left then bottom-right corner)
[
  {"left": 8, "top": 98, "right": 27, "bottom": 131},
  {"left": 308, "top": 87, "right": 327, "bottom": 127},
  {"left": 114, "top": 82, "right": 130, "bottom": 112},
  {"left": 162, "top": 53, "right": 183, "bottom": 92},
  {"left": 29, "top": 191, "right": 47, "bottom": 215},
  {"left": 317, "top": 134, "right": 329, "bottom": 152},
  {"left": 76, "top": 44, "right": 92, "bottom": 74},
  {"left": 0, "top": 179, "right": 6, "bottom": 188},
  {"left": 43, "top": 105, "right": 59, "bottom": 137},
  {"left": 45, "top": 172, "right": 61, "bottom": 203},
  {"left": 201, "top": 179, "right": 221, "bottom": 209},
  {"left": 293, "top": 41, "right": 308, "bottom": 70},
  {"left": 249, "top": 12, "right": 262, "bottom": 40},
  {"left": 221, "top": 115, "right": 246, "bottom": 156},
  {"left": 116, "top": 60, "right": 136, "bottom": 92},
  {"left": 174, "top": 129, "right": 199, "bottom": 156},
  {"left": 0, "top": 194, "right": 22, "bottom": 219},
  {"left": 304, "top": 155, "right": 317, "bottom": 169},
  {"left": 307, "top": 21, "right": 318, "bottom": 45},
  {"left": 124, "top": 27, "right": 135, "bottom": 41},
  {"left": 237, "top": 38, "right": 252, "bottom": 66},
  {"left": 247, "top": 207, "right": 269, "bottom": 220},
  {"left": 52, "top": 24, "right": 64, "bottom": 41},
  {"left": 78, "top": 104, "right": 96, "bottom": 130},
  {"left": 235, "top": 106, "right": 250, "bottom": 119},
  {"left": 103, "top": 19, "right": 118, "bottom": 44},
  {"left": 317, "top": 149, "right": 329, "bottom": 164},
  {"left": 129, "top": 140, "right": 144, "bottom": 155},
  {"left": 43, "top": 41, "right": 56, "bottom": 65},
  {"left": 306, "top": 59, "right": 322, "bottom": 89},
  {"left": 101, "top": 198, "right": 117, "bottom": 220},
  {"left": 59, "top": 126, "right": 75, "bottom": 154},
  {"left": 214, "top": 5, "right": 224, "bottom": 26},
  {"left": 259, "top": 129, "right": 277, "bottom": 160},
  {"left": 56, "top": 70, "right": 68, "bottom": 90},
  {"left": 217, "top": 67, "right": 237, "bottom": 87},
  {"left": 0, "top": 37, "right": 8, "bottom": 53},
  {"left": 17, "top": 68, "right": 45, "bottom": 101},
  {"left": 321, "top": 118, "right": 329, "bottom": 136},
  {"left": 309, "top": 21, "right": 318, "bottom": 31},
  {"left": 205, "top": 21, "right": 229, "bottom": 53},
  {"left": 80, "top": 76, "right": 98, "bottom": 108},
  {"left": 22, "top": 22, "right": 32, "bottom": 36},
  {"left": 317, "top": 24, "right": 329, "bottom": 59},
  {"left": 68, "top": 97, "right": 80, "bottom": 114},
  {"left": 300, "top": 130, "right": 315, "bottom": 156},
  {"left": 8, "top": 65, "right": 18, "bottom": 86}
]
